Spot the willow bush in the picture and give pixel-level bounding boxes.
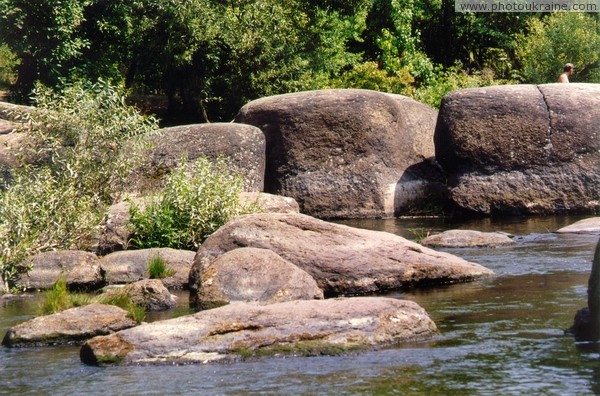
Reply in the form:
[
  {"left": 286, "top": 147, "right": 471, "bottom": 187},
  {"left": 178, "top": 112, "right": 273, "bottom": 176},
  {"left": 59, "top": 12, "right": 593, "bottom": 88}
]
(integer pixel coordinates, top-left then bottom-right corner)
[
  {"left": 128, "top": 156, "right": 261, "bottom": 251},
  {"left": 0, "top": 81, "right": 158, "bottom": 290}
]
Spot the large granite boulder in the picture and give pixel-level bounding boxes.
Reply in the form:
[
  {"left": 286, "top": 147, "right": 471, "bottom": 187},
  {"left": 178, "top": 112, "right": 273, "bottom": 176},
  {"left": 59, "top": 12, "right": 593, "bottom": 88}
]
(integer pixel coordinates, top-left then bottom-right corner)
[
  {"left": 435, "top": 84, "right": 600, "bottom": 215},
  {"left": 235, "top": 89, "right": 443, "bottom": 219},
  {"left": 15, "top": 250, "right": 104, "bottom": 291},
  {"left": 130, "top": 123, "right": 265, "bottom": 193},
  {"left": 239, "top": 192, "right": 300, "bottom": 214},
  {"left": 189, "top": 213, "right": 493, "bottom": 306},
  {"left": 2, "top": 303, "right": 137, "bottom": 347},
  {"left": 80, "top": 297, "right": 437, "bottom": 365},
  {"left": 196, "top": 247, "right": 323, "bottom": 310},
  {"left": 101, "top": 248, "right": 195, "bottom": 289}
]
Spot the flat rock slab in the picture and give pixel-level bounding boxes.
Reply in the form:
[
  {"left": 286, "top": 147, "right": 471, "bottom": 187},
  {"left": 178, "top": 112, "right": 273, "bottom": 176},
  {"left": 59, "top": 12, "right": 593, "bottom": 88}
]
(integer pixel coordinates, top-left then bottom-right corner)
[
  {"left": 80, "top": 297, "right": 437, "bottom": 365},
  {"left": 556, "top": 217, "right": 600, "bottom": 235},
  {"left": 101, "top": 248, "right": 195, "bottom": 289},
  {"left": 2, "top": 303, "right": 137, "bottom": 347},
  {"left": 190, "top": 213, "right": 493, "bottom": 303},
  {"left": 421, "top": 230, "right": 515, "bottom": 248}
]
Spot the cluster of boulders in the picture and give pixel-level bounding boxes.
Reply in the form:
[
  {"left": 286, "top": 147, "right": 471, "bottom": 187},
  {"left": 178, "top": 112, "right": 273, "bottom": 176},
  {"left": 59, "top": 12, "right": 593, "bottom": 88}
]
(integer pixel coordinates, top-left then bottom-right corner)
[{"left": 2, "top": 83, "right": 600, "bottom": 363}]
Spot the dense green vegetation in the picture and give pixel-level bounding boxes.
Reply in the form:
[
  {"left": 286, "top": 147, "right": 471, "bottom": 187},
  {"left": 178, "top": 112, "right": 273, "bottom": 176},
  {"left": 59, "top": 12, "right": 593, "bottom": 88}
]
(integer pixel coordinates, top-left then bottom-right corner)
[
  {"left": 128, "top": 156, "right": 260, "bottom": 250},
  {"left": 1, "top": 1, "right": 599, "bottom": 120},
  {"left": 0, "top": 81, "right": 157, "bottom": 290}
]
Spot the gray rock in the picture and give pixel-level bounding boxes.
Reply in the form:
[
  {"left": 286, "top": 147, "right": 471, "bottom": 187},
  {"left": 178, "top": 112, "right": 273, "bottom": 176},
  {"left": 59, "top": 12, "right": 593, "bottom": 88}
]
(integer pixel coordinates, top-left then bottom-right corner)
[
  {"left": 556, "top": 217, "right": 600, "bottom": 235},
  {"left": 96, "top": 198, "right": 146, "bottom": 255},
  {"left": 104, "top": 280, "right": 177, "bottom": 311},
  {"left": 2, "top": 303, "right": 137, "bottom": 347},
  {"left": 421, "top": 230, "right": 515, "bottom": 248},
  {"left": 235, "top": 89, "right": 443, "bottom": 218},
  {"left": 190, "top": 213, "right": 493, "bottom": 305},
  {"left": 101, "top": 248, "right": 195, "bottom": 289},
  {"left": 435, "top": 84, "right": 600, "bottom": 215},
  {"left": 80, "top": 297, "right": 437, "bottom": 365},
  {"left": 130, "top": 123, "right": 265, "bottom": 193},
  {"left": 15, "top": 250, "right": 104, "bottom": 291},
  {"left": 239, "top": 192, "right": 300, "bottom": 214},
  {"left": 197, "top": 247, "right": 323, "bottom": 309}
]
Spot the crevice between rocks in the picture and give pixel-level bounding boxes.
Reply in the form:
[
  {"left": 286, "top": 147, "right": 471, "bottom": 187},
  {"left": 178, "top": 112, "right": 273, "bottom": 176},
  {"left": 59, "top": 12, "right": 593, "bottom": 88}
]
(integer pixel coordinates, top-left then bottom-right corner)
[{"left": 536, "top": 85, "right": 553, "bottom": 160}]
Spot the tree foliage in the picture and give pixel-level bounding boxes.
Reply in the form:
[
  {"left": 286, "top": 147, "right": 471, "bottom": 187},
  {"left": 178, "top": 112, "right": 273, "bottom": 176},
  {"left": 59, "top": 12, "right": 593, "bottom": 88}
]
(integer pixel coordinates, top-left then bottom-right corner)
[
  {"left": 515, "top": 13, "right": 600, "bottom": 84},
  {"left": 1, "top": 1, "right": 600, "bottom": 117}
]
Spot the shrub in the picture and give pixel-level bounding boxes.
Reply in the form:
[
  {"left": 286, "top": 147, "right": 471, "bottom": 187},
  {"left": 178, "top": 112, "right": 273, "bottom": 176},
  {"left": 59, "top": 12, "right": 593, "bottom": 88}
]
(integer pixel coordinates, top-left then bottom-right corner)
[
  {"left": 128, "top": 156, "right": 261, "bottom": 250},
  {"left": 0, "top": 81, "right": 158, "bottom": 291}
]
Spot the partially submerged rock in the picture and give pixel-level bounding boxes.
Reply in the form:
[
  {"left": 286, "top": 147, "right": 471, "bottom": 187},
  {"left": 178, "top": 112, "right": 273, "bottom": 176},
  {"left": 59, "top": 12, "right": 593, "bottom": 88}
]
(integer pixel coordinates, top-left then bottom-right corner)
[
  {"left": 235, "top": 89, "right": 444, "bottom": 218},
  {"left": 421, "top": 230, "right": 515, "bottom": 248},
  {"left": 570, "top": 239, "right": 600, "bottom": 340},
  {"left": 101, "top": 248, "right": 195, "bottom": 289},
  {"left": 80, "top": 297, "right": 437, "bottom": 365},
  {"left": 104, "top": 279, "right": 177, "bottom": 311},
  {"left": 190, "top": 213, "right": 493, "bottom": 305},
  {"left": 197, "top": 247, "right": 323, "bottom": 309},
  {"left": 2, "top": 303, "right": 137, "bottom": 347},
  {"left": 556, "top": 217, "right": 600, "bottom": 235},
  {"left": 15, "top": 250, "right": 104, "bottom": 291},
  {"left": 435, "top": 84, "right": 600, "bottom": 215}
]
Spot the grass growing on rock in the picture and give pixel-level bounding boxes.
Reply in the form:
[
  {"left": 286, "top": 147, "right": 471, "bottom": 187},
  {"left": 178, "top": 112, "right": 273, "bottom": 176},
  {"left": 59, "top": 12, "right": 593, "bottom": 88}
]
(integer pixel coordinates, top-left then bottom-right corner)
[
  {"left": 147, "top": 254, "right": 175, "bottom": 279},
  {"left": 39, "top": 278, "right": 146, "bottom": 322},
  {"left": 233, "top": 340, "right": 362, "bottom": 360}
]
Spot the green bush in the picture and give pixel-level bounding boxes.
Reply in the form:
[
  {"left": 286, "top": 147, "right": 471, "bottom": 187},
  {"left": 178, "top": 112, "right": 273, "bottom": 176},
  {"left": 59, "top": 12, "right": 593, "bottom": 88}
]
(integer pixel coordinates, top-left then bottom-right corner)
[
  {"left": 128, "top": 156, "right": 260, "bottom": 250},
  {"left": 0, "top": 81, "right": 158, "bottom": 291}
]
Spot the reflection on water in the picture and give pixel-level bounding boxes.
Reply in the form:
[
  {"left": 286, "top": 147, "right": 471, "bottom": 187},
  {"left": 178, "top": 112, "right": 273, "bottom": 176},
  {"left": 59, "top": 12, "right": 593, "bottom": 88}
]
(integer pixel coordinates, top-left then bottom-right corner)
[{"left": 1, "top": 216, "right": 600, "bottom": 395}]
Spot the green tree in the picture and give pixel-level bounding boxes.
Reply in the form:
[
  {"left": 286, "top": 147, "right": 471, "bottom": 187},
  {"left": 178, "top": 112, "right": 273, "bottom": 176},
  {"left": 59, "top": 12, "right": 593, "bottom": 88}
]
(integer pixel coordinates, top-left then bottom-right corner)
[
  {"left": 515, "top": 13, "right": 600, "bottom": 84},
  {"left": 0, "top": 0, "right": 93, "bottom": 100}
]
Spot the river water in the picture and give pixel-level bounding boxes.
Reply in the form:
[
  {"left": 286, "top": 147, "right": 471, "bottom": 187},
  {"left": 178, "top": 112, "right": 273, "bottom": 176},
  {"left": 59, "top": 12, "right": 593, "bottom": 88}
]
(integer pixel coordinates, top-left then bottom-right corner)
[{"left": 1, "top": 215, "right": 599, "bottom": 395}]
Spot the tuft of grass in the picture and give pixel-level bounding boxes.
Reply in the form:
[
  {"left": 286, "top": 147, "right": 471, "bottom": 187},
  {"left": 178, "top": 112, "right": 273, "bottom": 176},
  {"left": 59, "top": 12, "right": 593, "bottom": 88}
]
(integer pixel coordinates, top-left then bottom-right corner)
[
  {"left": 147, "top": 254, "right": 175, "bottom": 279},
  {"left": 96, "top": 289, "right": 146, "bottom": 323},
  {"left": 408, "top": 228, "right": 430, "bottom": 244},
  {"left": 38, "top": 277, "right": 71, "bottom": 315},
  {"left": 38, "top": 278, "right": 146, "bottom": 322}
]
